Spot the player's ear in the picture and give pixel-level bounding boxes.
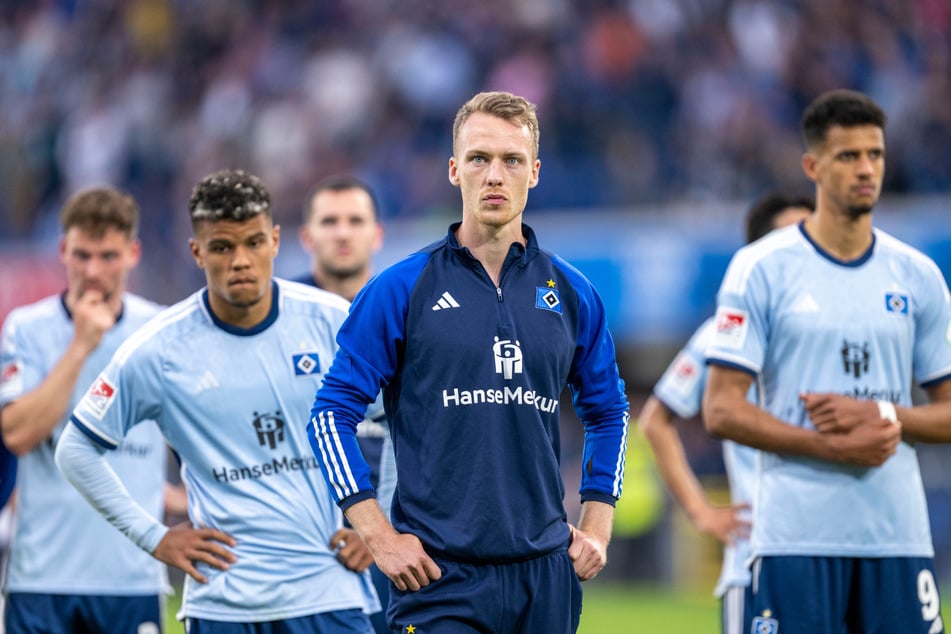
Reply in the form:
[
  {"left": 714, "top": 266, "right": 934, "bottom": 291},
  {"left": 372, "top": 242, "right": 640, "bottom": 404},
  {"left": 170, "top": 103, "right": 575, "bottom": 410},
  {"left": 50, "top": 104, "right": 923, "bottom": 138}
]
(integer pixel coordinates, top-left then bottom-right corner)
[
  {"left": 272, "top": 224, "right": 280, "bottom": 256},
  {"left": 801, "top": 152, "right": 818, "bottom": 182},
  {"left": 189, "top": 238, "right": 204, "bottom": 269},
  {"left": 448, "top": 157, "right": 460, "bottom": 187},
  {"left": 528, "top": 158, "right": 540, "bottom": 189}
]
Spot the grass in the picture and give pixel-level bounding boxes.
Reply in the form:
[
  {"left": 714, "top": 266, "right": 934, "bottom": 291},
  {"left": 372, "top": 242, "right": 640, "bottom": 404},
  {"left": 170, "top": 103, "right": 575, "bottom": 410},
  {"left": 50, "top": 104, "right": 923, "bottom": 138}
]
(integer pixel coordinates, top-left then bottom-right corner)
[
  {"left": 578, "top": 583, "right": 719, "bottom": 633},
  {"left": 165, "top": 581, "right": 950, "bottom": 633}
]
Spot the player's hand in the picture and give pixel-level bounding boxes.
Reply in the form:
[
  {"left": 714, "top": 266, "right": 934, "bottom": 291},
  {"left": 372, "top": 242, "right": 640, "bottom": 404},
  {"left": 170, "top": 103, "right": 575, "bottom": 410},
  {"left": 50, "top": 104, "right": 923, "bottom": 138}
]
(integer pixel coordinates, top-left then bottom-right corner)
[
  {"left": 71, "top": 289, "right": 116, "bottom": 353},
  {"left": 568, "top": 524, "right": 608, "bottom": 581},
  {"left": 693, "top": 502, "right": 751, "bottom": 545},
  {"left": 822, "top": 417, "right": 901, "bottom": 466},
  {"left": 330, "top": 527, "right": 374, "bottom": 573},
  {"left": 801, "top": 393, "right": 877, "bottom": 433},
  {"left": 370, "top": 531, "right": 441, "bottom": 592},
  {"left": 152, "top": 521, "right": 237, "bottom": 584}
]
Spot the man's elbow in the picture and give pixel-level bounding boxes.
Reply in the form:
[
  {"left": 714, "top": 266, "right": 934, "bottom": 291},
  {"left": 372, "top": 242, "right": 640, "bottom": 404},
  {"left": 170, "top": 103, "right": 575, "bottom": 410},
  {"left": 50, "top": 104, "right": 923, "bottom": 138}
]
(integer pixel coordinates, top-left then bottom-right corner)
[
  {"left": 701, "top": 394, "right": 732, "bottom": 437},
  {"left": 1, "top": 424, "right": 36, "bottom": 457}
]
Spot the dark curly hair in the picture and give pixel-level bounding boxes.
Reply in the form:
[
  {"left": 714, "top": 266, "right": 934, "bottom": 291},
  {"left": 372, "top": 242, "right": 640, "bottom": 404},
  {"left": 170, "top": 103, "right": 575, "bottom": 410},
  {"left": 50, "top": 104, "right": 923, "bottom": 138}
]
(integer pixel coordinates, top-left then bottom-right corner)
[{"left": 188, "top": 169, "right": 271, "bottom": 227}]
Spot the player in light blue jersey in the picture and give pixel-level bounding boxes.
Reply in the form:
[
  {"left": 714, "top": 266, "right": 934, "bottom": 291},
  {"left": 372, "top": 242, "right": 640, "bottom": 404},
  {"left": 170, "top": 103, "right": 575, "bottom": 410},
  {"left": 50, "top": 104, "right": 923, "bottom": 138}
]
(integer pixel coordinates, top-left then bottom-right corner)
[
  {"left": 0, "top": 187, "right": 169, "bottom": 633},
  {"left": 704, "top": 89, "right": 951, "bottom": 633},
  {"left": 55, "top": 169, "right": 379, "bottom": 633},
  {"left": 639, "top": 193, "right": 812, "bottom": 634}
]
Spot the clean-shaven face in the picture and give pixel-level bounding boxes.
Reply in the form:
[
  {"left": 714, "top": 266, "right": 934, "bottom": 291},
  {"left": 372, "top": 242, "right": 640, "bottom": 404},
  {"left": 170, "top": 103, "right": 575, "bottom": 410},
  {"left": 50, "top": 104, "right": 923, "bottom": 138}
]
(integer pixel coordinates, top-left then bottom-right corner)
[
  {"left": 448, "top": 111, "right": 540, "bottom": 229},
  {"left": 301, "top": 188, "right": 381, "bottom": 278},
  {"left": 190, "top": 214, "right": 280, "bottom": 320}
]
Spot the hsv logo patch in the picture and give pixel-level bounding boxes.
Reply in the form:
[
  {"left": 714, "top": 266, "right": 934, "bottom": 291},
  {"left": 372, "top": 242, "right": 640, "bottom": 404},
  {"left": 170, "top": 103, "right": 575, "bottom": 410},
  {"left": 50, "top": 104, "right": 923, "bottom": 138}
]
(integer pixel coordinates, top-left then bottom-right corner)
[
  {"left": 884, "top": 292, "right": 909, "bottom": 315},
  {"left": 292, "top": 352, "right": 320, "bottom": 376},
  {"left": 85, "top": 376, "right": 117, "bottom": 419},
  {"left": 535, "top": 287, "right": 562, "bottom": 313},
  {"left": 713, "top": 306, "right": 749, "bottom": 349},
  {"left": 751, "top": 615, "right": 779, "bottom": 633}
]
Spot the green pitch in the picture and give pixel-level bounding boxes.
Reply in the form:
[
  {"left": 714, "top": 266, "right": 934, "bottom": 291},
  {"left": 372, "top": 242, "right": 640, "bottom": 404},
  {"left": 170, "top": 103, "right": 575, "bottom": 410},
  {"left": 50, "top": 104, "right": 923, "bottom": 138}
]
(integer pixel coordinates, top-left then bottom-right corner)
[{"left": 164, "top": 582, "right": 951, "bottom": 633}]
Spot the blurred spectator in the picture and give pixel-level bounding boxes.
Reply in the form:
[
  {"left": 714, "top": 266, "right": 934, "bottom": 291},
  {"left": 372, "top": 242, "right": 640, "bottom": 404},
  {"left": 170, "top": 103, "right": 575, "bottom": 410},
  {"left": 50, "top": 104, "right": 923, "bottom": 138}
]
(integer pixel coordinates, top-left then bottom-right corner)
[{"left": 0, "top": 0, "right": 948, "bottom": 252}]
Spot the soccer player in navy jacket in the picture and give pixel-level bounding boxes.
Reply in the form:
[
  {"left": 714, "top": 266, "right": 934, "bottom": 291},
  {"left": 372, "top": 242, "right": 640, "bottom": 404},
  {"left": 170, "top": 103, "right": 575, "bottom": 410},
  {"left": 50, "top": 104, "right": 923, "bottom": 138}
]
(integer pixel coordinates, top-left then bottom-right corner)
[{"left": 309, "top": 91, "right": 630, "bottom": 633}]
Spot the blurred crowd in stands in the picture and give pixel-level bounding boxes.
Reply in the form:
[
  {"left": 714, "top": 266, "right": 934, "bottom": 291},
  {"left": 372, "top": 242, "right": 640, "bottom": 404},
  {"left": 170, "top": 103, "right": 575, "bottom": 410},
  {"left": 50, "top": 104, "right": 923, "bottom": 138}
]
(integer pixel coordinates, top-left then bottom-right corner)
[{"left": 1, "top": 0, "right": 949, "bottom": 244}]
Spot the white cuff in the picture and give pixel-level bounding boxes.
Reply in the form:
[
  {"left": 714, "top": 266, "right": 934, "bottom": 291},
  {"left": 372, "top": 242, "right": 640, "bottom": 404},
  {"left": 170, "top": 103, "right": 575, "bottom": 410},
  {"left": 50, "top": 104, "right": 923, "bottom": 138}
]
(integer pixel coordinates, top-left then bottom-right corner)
[{"left": 876, "top": 400, "right": 898, "bottom": 424}]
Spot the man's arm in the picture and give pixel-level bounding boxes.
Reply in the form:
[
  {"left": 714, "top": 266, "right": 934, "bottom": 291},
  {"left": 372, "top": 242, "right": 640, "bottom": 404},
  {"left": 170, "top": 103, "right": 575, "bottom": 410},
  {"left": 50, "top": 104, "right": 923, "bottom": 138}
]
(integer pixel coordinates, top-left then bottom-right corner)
[
  {"left": 55, "top": 422, "right": 236, "bottom": 583},
  {"left": 639, "top": 395, "right": 749, "bottom": 544},
  {"left": 568, "top": 500, "right": 614, "bottom": 581},
  {"left": 2, "top": 291, "right": 113, "bottom": 455},
  {"left": 895, "top": 379, "right": 951, "bottom": 442},
  {"left": 703, "top": 364, "right": 900, "bottom": 466},
  {"left": 342, "top": 498, "right": 441, "bottom": 592}
]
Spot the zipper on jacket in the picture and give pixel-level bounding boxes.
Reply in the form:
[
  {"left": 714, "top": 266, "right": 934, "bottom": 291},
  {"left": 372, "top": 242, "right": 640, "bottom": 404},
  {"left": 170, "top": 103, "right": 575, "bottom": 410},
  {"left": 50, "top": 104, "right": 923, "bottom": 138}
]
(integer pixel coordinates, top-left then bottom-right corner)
[{"left": 496, "top": 286, "right": 503, "bottom": 303}]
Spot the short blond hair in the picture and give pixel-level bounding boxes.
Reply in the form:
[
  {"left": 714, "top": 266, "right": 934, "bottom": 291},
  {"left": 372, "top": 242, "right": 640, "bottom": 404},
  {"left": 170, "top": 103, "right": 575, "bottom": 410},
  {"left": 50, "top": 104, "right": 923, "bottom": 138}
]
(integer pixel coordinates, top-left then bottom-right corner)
[{"left": 452, "top": 91, "right": 540, "bottom": 159}]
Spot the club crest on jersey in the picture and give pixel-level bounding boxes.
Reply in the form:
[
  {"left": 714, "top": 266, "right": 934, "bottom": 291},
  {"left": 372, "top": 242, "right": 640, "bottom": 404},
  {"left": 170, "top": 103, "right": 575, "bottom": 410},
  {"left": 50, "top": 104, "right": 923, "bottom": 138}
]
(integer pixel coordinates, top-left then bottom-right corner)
[
  {"left": 884, "top": 291, "right": 909, "bottom": 315},
  {"left": 713, "top": 306, "right": 749, "bottom": 349},
  {"left": 85, "top": 376, "right": 117, "bottom": 419},
  {"left": 535, "top": 286, "right": 562, "bottom": 313},
  {"left": 292, "top": 352, "right": 320, "bottom": 376},
  {"left": 751, "top": 614, "right": 779, "bottom": 633}
]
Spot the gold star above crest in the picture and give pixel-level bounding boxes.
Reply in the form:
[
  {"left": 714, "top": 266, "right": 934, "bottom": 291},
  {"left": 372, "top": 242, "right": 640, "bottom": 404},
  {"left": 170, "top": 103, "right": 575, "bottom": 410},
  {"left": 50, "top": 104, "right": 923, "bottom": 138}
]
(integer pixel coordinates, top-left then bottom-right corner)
[
  {"left": 546, "top": 279, "right": 556, "bottom": 288},
  {"left": 406, "top": 626, "right": 417, "bottom": 634}
]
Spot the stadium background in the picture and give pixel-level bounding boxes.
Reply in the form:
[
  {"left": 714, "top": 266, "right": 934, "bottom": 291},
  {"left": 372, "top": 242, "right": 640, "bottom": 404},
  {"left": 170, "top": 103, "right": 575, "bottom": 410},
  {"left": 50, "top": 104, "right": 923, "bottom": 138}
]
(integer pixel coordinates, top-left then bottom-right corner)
[{"left": 1, "top": 0, "right": 950, "bottom": 627}]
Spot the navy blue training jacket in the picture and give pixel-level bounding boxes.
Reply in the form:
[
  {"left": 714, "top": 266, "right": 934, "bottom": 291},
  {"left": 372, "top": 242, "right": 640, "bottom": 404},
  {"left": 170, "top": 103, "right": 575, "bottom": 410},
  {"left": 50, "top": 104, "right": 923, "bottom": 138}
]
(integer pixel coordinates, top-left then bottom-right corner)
[{"left": 309, "top": 222, "right": 629, "bottom": 563}]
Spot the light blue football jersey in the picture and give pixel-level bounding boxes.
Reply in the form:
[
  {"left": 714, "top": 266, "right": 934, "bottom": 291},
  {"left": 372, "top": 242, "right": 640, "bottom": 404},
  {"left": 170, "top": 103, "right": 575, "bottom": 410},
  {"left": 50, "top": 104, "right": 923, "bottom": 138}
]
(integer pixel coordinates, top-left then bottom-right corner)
[
  {"left": 70, "top": 279, "right": 379, "bottom": 622},
  {"left": 0, "top": 293, "right": 169, "bottom": 594},
  {"left": 707, "top": 224, "right": 951, "bottom": 558},
  {"left": 653, "top": 317, "right": 756, "bottom": 597}
]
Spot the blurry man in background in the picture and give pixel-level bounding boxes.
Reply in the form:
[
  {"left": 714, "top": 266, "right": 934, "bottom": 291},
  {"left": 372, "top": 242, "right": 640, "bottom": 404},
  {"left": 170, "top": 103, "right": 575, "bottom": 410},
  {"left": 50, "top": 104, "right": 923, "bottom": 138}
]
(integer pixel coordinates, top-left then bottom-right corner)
[
  {"left": 0, "top": 187, "right": 169, "bottom": 633},
  {"left": 638, "top": 192, "right": 813, "bottom": 634},
  {"left": 296, "top": 174, "right": 392, "bottom": 634}
]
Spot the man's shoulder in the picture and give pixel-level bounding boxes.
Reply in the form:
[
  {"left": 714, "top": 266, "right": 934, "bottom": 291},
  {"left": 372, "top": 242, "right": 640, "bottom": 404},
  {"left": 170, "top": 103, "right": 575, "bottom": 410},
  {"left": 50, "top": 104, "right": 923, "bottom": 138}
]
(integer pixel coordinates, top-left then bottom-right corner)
[
  {"left": 111, "top": 293, "right": 205, "bottom": 364},
  {"left": 874, "top": 227, "right": 942, "bottom": 271},
  {"left": 3, "top": 294, "right": 63, "bottom": 329},
  {"left": 122, "top": 292, "right": 164, "bottom": 322},
  {"left": 277, "top": 278, "right": 351, "bottom": 315}
]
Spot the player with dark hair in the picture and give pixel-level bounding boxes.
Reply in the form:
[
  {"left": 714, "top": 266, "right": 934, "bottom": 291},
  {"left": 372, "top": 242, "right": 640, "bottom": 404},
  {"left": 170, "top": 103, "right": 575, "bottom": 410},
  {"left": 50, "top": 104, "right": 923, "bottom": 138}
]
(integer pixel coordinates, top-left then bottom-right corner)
[
  {"left": 0, "top": 187, "right": 169, "bottom": 633},
  {"left": 56, "top": 169, "right": 379, "bottom": 632},
  {"left": 704, "top": 89, "right": 951, "bottom": 633},
  {"left": 638, "top": 192, "right": 812, "bottom": 634},
  {"left": 295, "top": 173, "right": 392, "bottom": 634},
  {"left": 308, "top": 91, "right": 630, "bottom": 633},
  {"left": 744, "top": 193, "right": 815, "bottom": 246}
]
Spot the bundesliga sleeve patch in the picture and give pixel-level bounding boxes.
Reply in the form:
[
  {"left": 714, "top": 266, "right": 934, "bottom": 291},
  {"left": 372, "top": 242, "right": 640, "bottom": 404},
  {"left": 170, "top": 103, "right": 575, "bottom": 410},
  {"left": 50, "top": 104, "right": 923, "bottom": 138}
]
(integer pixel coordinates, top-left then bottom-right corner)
[
  {"left": 0, "top": 360, "right": 21, "bottom": 385},
  {"left": 713, "top": 306, "right": 749, "bottom": 350},
  {"left": 83, "top": 376, "right": 118, "bottom": 419},
  {"left": 669, "top": 352, "right": 701, "bottom": 397}
]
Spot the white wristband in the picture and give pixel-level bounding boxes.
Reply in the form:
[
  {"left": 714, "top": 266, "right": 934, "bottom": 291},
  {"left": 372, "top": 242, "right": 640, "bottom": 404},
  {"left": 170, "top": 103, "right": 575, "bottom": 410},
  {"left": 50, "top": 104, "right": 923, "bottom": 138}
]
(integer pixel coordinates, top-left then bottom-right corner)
[{"left": 877, "top": 400, "right": 898, "bottom": 424}]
